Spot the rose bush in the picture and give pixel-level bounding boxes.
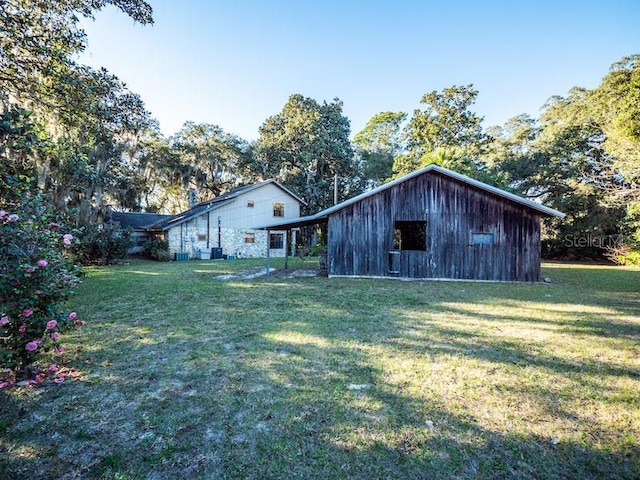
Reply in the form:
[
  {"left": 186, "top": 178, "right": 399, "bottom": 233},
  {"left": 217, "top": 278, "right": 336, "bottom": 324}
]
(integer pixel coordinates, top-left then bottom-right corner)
[{"left": 0, "top": 190, "right": 84, "bottom": 382}]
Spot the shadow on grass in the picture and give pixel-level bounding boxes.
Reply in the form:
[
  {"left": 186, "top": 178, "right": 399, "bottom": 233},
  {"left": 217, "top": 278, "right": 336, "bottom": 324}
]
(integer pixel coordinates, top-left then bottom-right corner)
[{"left": 1, "top": 263, "right": 638, "bottom": 478}]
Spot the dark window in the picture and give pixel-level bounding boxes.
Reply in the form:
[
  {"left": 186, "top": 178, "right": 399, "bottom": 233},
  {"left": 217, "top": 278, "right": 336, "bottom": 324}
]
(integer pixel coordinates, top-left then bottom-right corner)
[
  {"left": 247, "top": 200, "right": 254, "bottom": 208},
  {"left": 273, "top": 202, "right": 284, "bottom": 217},
  {"left": 472, "top": 232, "right": 494, "bottom": 245},
  {"left": 394, "top": 221, "right": 427, "bottom": 251},
  {"left": 197, "top": 234, "right": 206, "bottom": 242},
  {"left": 269, "top": 233, "right": 284, "bottom": 249},
  {"left": 244, "top": 233, "right": 255, "bottom": 243}
]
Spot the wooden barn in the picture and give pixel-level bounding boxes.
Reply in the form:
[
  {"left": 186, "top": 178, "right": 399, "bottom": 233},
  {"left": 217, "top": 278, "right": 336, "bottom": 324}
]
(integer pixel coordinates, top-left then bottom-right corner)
[{"left": 260, "top": 165, "right": 564, "bottom": 282}]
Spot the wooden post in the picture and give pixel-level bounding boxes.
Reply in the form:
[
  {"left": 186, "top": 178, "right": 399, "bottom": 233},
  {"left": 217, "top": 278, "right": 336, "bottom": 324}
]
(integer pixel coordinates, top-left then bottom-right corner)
[
  {"left": 284, "top": 229, "right": 290, "bottom": 270},
  {"left": 265, "top": 229, "right": 270, "bottom": 275}
]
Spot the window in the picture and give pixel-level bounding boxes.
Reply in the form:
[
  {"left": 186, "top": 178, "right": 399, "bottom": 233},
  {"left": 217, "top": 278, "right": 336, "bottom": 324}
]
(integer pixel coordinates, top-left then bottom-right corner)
[
  {"left": 393, "top": 221, "right": 427, "bottom": 251},
  {"left": 247, "top": 200, "right": 254, "bottom": 208},
  {"left": 273, "top": 202, "right": 284, "bottom": 217},
  {"left": 269, "top": 233, "right": 284, "bottom": 249},
  {"left": 197, "top": 234, "right": 206, "bottom": 242},
  {"left": 244, "top": 232, "right": 255, "bottom": 243},
  {"left": 471, "top": 232, "right": 494, "bottom": 245}
]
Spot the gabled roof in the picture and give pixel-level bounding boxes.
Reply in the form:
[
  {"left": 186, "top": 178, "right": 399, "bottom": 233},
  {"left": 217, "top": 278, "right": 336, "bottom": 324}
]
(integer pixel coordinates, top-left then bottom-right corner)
[
  {"left": 258, "top": 164, "right": 565, "bottom": 230},
  {"left": 146, "top": 180, "right": 307, "bottom": 232},
  {"left": 107, "top": 211, "right": 173, "bottom": 230}
]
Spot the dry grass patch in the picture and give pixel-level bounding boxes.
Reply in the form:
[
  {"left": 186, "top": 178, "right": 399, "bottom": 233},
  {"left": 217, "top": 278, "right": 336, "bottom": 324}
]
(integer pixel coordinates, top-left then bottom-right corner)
[{"left": 1, "top": 259, "right": 639, "bottom": 479}]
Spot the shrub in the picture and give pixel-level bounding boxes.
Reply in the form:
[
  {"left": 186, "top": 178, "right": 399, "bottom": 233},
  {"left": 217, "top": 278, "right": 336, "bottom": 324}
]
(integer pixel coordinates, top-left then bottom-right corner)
[
  {"left": 145, "top": 236, "right": 170, "bottom": 261},
  {"left": 607, "top": 243, "right": 640, "bottom": 266},
  {"left": 74, "top": 221, "right": 132, "bottom": 265},
  {"left": 0, "top": 191, "right": 83, "bottom": 379}
]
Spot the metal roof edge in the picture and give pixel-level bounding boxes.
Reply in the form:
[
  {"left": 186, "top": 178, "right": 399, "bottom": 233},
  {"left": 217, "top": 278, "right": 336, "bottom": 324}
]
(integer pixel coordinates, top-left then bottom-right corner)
[{"left": 315, "top": 164, "right": 565, "bottom": 219}]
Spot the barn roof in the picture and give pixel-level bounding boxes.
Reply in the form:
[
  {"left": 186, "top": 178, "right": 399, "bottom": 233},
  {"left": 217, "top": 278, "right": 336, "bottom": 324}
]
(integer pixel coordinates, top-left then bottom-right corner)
[
  {"left": 147, "top": 179, "right": 307, "bottom": 232},
  {"left": 258, "top": 164, "right": 565, "bottom": 230}
]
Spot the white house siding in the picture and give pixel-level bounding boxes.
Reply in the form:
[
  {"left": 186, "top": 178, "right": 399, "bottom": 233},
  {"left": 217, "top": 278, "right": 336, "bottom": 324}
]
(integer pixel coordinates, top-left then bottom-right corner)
[{"left": 165, "top": 182, "right": 301, "bottom": 259}]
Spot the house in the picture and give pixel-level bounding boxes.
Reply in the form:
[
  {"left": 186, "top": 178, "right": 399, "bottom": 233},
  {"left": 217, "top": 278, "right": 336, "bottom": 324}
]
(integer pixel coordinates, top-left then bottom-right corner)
[
  {"left": 259, "top": 165, "right": 565, "bottom": 282},
  {"left": 106, "top": 211, "right": 173, "bottom": 254},
  {"left": 146, "top": 180, "right": 306, "bottom": 259}
]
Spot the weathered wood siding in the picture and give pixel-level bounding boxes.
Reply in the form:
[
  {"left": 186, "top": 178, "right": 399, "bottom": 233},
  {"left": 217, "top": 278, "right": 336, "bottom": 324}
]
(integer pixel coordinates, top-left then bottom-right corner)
[{"left": 327, "top": 171, "right": 542, "bottom": 281}]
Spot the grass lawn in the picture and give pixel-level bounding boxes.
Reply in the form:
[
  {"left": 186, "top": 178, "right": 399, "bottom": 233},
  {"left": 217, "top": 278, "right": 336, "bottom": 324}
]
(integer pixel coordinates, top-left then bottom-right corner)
[{"left": 1, "top": 258, "right": 639, "bottom": 479}]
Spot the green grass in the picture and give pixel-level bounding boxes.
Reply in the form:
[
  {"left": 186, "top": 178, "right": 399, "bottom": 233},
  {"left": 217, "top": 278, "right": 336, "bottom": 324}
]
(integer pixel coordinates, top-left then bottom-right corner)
[{"left": 1, "top": 258, "right": 639, "bottom": 479}]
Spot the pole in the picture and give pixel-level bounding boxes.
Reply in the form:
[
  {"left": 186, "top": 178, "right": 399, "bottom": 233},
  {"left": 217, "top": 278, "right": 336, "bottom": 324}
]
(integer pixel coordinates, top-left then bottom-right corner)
[
  {"left": 265, "top": 230, "right": 271, "bottom": 275},
  {"left": 217, "top": 216, "right": 221, "bottom": 248},
  {"left": 334, "top": 173, "right": 338, "bottom": 205}
]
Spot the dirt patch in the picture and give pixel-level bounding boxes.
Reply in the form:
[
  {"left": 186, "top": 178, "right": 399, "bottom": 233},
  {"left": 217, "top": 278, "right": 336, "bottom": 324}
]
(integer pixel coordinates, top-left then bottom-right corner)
[{"left": 216, "top": 266, "right": 319, "bottom": 280}]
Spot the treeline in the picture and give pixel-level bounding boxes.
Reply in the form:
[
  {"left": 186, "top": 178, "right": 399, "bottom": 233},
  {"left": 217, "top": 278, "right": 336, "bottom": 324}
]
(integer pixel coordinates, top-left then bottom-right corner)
[{"left": 1, "top": 2, "right": 638, "bottom": 262}]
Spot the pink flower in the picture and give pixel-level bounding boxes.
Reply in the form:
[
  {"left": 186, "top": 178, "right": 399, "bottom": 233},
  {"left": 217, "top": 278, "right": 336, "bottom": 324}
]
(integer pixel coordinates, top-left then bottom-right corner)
[
  {"left": 53, "top": 376, "right": 65, "bottom": 384},
  {"left": 74, "top": 320, "right": 86, "bottom": 327},
  {"left": 25, "top": 341, "right": 39, "bottom": 352},
  {"left": 25, "top": 266, "right": 35, "bottom": 273},
  {"left": 68, "top": 312, "right": 77, "bottom": 321},
  {"left": 35, "top": 373, "right": 46, "bottom": 383},
  {"left": 19, "top": 325, "right": 26, "bottom": 333},
  {"left": 48, "top": 364, "right": 58, "bottom": 372},
  {"left": 54, "top": 347, "right": 65, "bottom": 354},
  {"left": 7, "top": 214, "right": 19, "bottom": 223},
  {"left": 37, "top": 259, "right": 48, "bottom": 268},
  {"left": 51, "top": 332, "right": 60, "bottom": 340},
  {"left": 35, "top": 290, "right": 44, "bottom": 296},
  {"left": 22, "top": 308, "right": 33, "bottom": 317},
  {"left": 0, "top": 210, "right": 6, "bottom": 220},
  {"left": 46, "top": 319, "right": 57, "bottom": 330},
  {"left": 0, "top": 315, "right": 8, "bottom": 326},
  {"left": 62, "top": 234, "right": 73, "bottom": 245}
]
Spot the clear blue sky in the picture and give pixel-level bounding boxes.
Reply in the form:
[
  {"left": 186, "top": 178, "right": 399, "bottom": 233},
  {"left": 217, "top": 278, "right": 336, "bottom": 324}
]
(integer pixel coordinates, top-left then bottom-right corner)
[{"left": 78, "top": 0, "right": 640, "bottom": 141}]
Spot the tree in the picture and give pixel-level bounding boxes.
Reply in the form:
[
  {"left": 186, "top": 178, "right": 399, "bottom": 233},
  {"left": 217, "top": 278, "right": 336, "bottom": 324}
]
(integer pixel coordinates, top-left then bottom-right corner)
[
  {"left": 395, "top": 85, "right": 488, "bottom": 178},
  {"left": 256, "top": 94, "right": 358, "bottom": 213},
  {"left": 0, "top": 0, "right": 153, "bottom": 111},
  {"left": 353, "top": 111, "right": 406, "bottom": 187},
  {"left": 169, "top": 122, "right": 252, "bottom": 202}
]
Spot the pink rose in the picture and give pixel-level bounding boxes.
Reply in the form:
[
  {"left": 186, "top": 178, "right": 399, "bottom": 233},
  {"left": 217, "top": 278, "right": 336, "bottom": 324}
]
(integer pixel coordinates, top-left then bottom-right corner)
[
  {"left": 37, "top": 259, "right": 48, "bottom": 268},
  {"left": 25, "top": 266, "right": 35, "bottom": 273},
  {"left": 62, "top": 234, "right": 73, "bottom": 246},
  {"left": 48, "top": 364, "right": 58, "bottom": 372},
  {"left": 22, "top": 308, "right": 33, "bottom": 317},
  {"left": 54, "top": 347, "right": 65, "bottom": 354},
  {"left": 46, "top": 319, "right": 57, "bottom": 330},
  {"left": 54, "top": 376, "right": 65, "bottom": 384},
  {"left": 51, "top": 332, "right": 60, "bottom": 340},
  {"left": 25, "top": 341, "right": 39, "bottom": 351},
  {"left": 68, "top": 312, "right": 77, "bottom": 321},
  {"left": 0, "top": 315, "right": 8, "bottom": 326},
  {"left": 19, "top": 325, "right": 26, "bottom": 333}
]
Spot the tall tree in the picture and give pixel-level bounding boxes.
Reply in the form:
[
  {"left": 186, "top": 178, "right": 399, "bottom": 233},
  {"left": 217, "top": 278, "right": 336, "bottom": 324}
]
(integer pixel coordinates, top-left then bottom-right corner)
[
  {"left": 256, "top": 94, "right": 358, "bottom": 213},
  {"left": 353, "top": 111, "right": 406, "bottom": 187},
  {"left": 395, "top": 84, "right": 488, "bottom": 177},
  {"left": 0, "top": 0, "right": 156, "bottom": 224},
  {"left": 170, "top": 122, "right": 251, "bottom": 201}
]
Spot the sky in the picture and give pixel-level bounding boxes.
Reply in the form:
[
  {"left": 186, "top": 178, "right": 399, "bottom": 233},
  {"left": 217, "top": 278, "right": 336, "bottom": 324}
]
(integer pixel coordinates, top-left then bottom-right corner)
[{"left": 78, "top": 0, "right": 640, "bottom": 141}]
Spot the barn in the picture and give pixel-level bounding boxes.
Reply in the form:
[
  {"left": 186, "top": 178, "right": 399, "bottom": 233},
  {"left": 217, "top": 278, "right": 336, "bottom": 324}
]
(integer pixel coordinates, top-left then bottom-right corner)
[{"left": 260, "top": 165, "right": 564, "bottom": 282}]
